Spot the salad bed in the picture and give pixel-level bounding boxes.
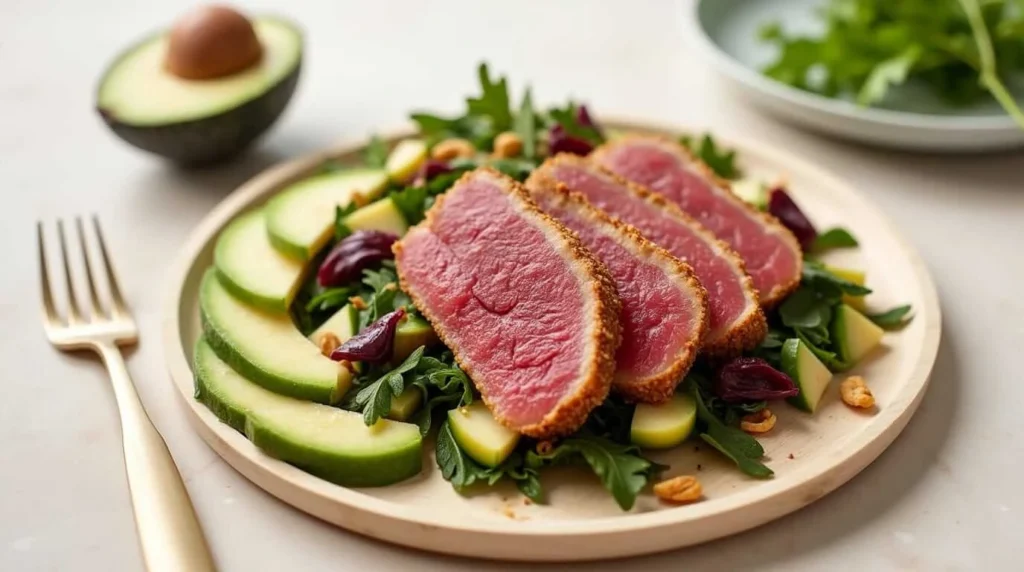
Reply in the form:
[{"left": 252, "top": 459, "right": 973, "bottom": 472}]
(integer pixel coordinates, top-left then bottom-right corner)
[{"left": 191, "top": 64, "right": 913, "bottom": 511}]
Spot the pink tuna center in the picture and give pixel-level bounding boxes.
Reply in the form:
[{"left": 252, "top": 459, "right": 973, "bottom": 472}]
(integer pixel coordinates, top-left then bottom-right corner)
[
  {"left": 551, "top": 164, "right": 748, "bottom": 340},
  {"left": 397, "top": 177, "right": 589, "bottom": 428},
  {"left": 599, "top": 144, "right": 799, "bottom": 299}
]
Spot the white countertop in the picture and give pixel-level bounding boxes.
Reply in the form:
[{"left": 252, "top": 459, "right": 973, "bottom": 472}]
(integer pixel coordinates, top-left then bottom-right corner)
[{"left": 3, "top": 1, "right": 1022, "bottom": 570}]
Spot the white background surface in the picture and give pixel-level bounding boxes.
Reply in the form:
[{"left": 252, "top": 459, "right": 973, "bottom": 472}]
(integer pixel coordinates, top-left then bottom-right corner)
[{"left": 3, "top": 1, "right": 1022, "bottom": 570}]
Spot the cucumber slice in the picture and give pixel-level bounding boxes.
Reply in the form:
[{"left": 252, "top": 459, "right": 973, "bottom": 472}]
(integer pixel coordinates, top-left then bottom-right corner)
[
  {"left": 265, "top": 168, "right": 388, "bottom": 260},
  {"left": 782, "top": 338, "right": 833, "bottom": 413},
  {"left": 214, "top": 210, "right": 305, "bottom": 313},
  {"left": 832, "top": 304, "right": 884, "bottom": 364},
  {"left": 200, "top": 269, "right": 350, "bottom": 404},
  {"left": 385, "top": 139, "right": 428, "bottom": 183},
  {"left": 447, "top": 401, "right": 519, "bottom": 468},
  {"left": 345, "top": 197, "right": 409, "bottom": 237},
  {"left": 630, "top": 393, "right": 697, "bottom": 449},
  {"left": 193, "top": 337, "right": 422, "bottom": 487}
]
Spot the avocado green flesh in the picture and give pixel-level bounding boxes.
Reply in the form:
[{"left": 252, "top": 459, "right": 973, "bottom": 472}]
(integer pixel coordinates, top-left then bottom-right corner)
[
  {"left": 214, "top": 209, "right": 304, "bottom": 313},
  {"left": 345, "top": 197, "right": 409, "bottom": 237},
  {"left": 98, "top": 18, "right": 302, "bottom": 127},
  {"left": 832, "top": 304, "right": 885, "bottom": 364},
  {"left": 630, "top": 393, "right": 697, "bottom": 449},
  {"left": 193, "top": 338, "right": 422, "bottom": 487},
  {"left": 385, "top": 139, "right": 428, "bottom": 183},
  {"left": 393, "top": 316, "right": 438, "bottom": 361},
  {"left": 266, "top": 169, "right": 389, "bottom": 260},
  {"left": 387, "top": 388, "right": 423, "bottom": 422},
  {"left": 309, "top": 304, "right": 358, "bottom": 347},
  {"left": 448, "top": 402, "right": 519, "bottom": 468},
  {"left": 783, "top": 339, "right": 834, "bottom": 413},
  {"left": 825, "top": 265, "right": 868, "bottom": 311},
  {"left": 200, "top": 269, "right": 349, "bottom": 404}
]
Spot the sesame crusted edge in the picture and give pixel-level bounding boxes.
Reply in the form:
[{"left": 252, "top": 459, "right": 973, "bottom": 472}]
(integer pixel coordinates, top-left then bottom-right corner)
[
  {"left": 529, "top": 153, "right": 767, "bottom": 357},
  {"left": 591, "top": 134, "right": 804, "bottom": 307},
  {"left": 524, "top": 174, "right": 710, "bottom": 404},
  {"left": 393, "top": 167, "right": 621, "bottom": 439}
]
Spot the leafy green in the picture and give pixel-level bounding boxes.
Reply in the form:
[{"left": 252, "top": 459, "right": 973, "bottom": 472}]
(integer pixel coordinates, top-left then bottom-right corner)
[
  {"left": 304, "top": 286, "right": 355, "bottom": 314},
  {"left": 526, "top": 435, "right": 665, "bottom": 511},
  {"left": 386, "top": 166, "right": 475, "bottom": 226},
  {"left": 758, "top": 0, "right": 1024, "bottom": 129},
  {"left": 333, "top": 203, "right": 358, "bottom": 241},
  {"left": 811, "top": 227, "right": 860, "bottom": 251},
  {"left": 514, "top": 88, "right": 538, "bottom": 158},
  {"left": 679, "top": 133, "right": 742, "bottom": 180},
  {"left": 363, "top": 135, "right": 389, "bottom": 168},
  {"left": 346, "top": 347, "right": 425, "bottom": 426},
  {"left": 410, "top": 63, "right": 514, "bottom": 149},
  {"left": 410, "top": 352, "right": 475, "bottom": 435},
  {"left": 867, "top": 304, "right": 914, "bottom": 328},
  {"left": 547, "top": 103, "right": 605, "bottom": 145},
  {"left": 691, "top": 383, "right": 774, "bottom": 479},
  {"left": 434, "top": 422, "right": 542, "bottom": 501},
  {"left": 467, "top": 63, "right": 512, "bottom": 133}
]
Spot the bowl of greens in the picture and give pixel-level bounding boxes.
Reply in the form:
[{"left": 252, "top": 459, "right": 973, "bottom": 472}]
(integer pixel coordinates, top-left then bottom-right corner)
[{"left": 683, "top": 0, "right": 1024, "bottom": 151}]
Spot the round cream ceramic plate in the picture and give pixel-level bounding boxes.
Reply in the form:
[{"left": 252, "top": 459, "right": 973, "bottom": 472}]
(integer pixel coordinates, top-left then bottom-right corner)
[{"left": 162, "top": 120, "right": 941, "bottom": 561}]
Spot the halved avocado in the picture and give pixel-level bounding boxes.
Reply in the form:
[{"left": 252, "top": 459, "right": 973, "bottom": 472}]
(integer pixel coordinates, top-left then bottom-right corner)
[
  {"left": 96, "top": 15, "right": 302, "bottom": 164},
  {"left": 193, "top": 337, "right": 422, "bottom": 487}
]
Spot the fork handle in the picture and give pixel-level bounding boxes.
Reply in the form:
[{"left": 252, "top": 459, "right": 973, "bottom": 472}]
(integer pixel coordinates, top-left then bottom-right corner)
[{"left": 98, "top": 343, "right": 217, "bottom": 572}]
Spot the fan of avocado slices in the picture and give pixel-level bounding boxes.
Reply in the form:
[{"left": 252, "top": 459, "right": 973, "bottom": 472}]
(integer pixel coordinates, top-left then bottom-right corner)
[{"left": 192, "top": 62, "right": 914, "bottom": 511}]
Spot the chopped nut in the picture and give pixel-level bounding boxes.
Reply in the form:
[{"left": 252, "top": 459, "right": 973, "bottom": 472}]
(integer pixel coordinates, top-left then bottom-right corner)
[
  {"left": 348, "top": 296, "right": 368, "bottom": 311},
  {"left": 493, "top": 131, "right": 523, "bottom": 158},
  {"left": 383, "top": 282, "right": 398, "bottom": 292},
  {"left": 351, "top": 191, "right": 369, "bottom": 208},
  {"left": 841, "top": 376, "right": 876, "bottom": 409},
  {"left": 431, "top": 138, "right": 475, "bottom": 161},
  {"left": 339, "top": 360, "right": 356, "bottom": 374},
  {"left": 318, "top": 333, "right": 341, "bottom": 357},
  {"left": 654, "top": 475, "right": 703, "bottom": 504},
  {"left": 535, "top": 440, "right": 555, "bottom": 456},
  {"left": 740, "top": 408, "right": 777, "bottom": 434}
]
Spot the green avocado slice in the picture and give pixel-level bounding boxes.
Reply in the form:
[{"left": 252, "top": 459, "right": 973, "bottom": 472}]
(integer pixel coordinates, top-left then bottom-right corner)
[
  {"left": 193, "top": 337, "right": 422, "bottom": 487},
  {"left": 630, "top": 393, "right": 697, "bottom": 449},
  {"left": 214, "top": 209, "right": 305, "bottom": 313},
  {"left": 832, "top": 304, "right": 885, "bottom": 365},
  {"left": 344, "top": 197, "right": 409, "bottom": 237},
  {"left": 447, "top": 402, "right": 520, "bottom": 468},
  {"left": 200, "top": 269, "right": 349, "bottom": 404},
  {"left": 97, "top": 17, "right": 302, "bottom": 127},
  {"left": 782, "top": 339, "right": 834, "bottom": 413},
  {"left": 266, "top": 169, "right": 389, "bottom": 260}
]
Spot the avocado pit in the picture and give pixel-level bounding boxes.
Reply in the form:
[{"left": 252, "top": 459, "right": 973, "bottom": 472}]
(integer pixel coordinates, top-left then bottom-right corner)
[{"left": 164, "top": 4, "right": 263, "bottom": 80}]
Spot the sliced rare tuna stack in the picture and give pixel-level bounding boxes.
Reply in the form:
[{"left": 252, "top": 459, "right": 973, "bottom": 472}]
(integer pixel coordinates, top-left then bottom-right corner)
[
  {"left": 526, "top": 155, "right": 766, "bottom": 357},
  {"left": 394, "top": 168, "right": 621, "bottom": 438},
  {"left": 526, "top": 182, "right": 709, "bottom": 403},
  {"left": 592, "top": 136, "right": 802, "bottom": 306}
]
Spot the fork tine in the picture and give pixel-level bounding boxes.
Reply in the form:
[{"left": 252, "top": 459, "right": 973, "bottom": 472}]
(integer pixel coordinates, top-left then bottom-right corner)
[
  {"left": 57, "top": 219, "right": 84, "bottom": 324},
  {"left": 92, "top": 215, "right": 129, "bottom": 317},
  {"left": 76, "top": 217, "right": 104, "bottom": 319},
  {"left": 37, "top": 222, "right": 61, "bottom": 328}
]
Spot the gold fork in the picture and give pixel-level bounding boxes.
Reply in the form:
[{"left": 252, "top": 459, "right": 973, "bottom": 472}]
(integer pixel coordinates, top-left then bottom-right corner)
[{"left": 38, "top": 216, "right": 216, "bottom": 572}]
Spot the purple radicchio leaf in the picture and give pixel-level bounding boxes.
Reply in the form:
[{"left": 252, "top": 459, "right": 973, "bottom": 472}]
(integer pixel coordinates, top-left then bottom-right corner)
[
  {"left": 330, "top": 307, "right": 406, "bottom": 364},
  {"left": 715, "top": 357, "right": 799, "bottom": 403},
  {"left": 768, "top": 187, "right": 817, "bottom": 250},
  {"left": 317, "top": 230, "right": 398, "bottom": 287}
]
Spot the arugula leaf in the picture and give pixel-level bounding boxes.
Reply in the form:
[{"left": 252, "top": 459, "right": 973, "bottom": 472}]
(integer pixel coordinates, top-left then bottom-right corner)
[
  {"left": 304, "top": 286, "right": 355, "bottom": 314},
  {"left": 409, "top": 352, "right": 474, "bottom": 435},
  {"left": 363, "top": 135, "right": 389, "bottom": 168},
  {"left": 547, "top": 103, "right": 604, "bottom": 145},
  {"left": 467, "top": 63, "right": 513, "bottom": 133},
  {"left": 867, "top": 304, "right": 914, "bottom": 328},
  {"left": 691, "top": 383, "right": 773, "bottom": 478},
  {"left": 526, "top": 435, "right": 665, "bottom": 511},
  {"left": 346, "top": 346, "right": 425, "bottom": 426},
  {"left": 679, "top": 133, "right": 742, "bottom": 180},
  {"left": 435, "top": 420, "right": 480, "bottom": 488},
  {"left": 858, "top": 45, "right": 923, "bottom": 105},
  {"left": 514, "top": 88, "right": 538, "bottom": 158},
  {"left": 334, "top": 203, "right": 358, "bottom": 241},
  {"left": 803, "top": 260, "right": 873, "bottom": 297},
  {"left": 388, "top": 185, "right": 429, "bottom": 226},
  {"left": 811, "top": 227, "right": 860, "bottom": 251},
  {"left": 779, "top": 286, "right": 833, "bottom": 330}
]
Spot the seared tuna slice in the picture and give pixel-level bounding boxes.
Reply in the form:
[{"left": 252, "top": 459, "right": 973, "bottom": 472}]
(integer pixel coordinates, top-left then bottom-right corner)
[
  {"left": 527, "top": 155, "right": 765, "bottom": 356},
  {"left": 394, "top": 168, "right": 621, "bottom": 438},
  {"left": 527, "top": 182, "right": 709, "bottom": 403},
  {"left": 592, "top": 136, "right": 802, "bottom": 306}
]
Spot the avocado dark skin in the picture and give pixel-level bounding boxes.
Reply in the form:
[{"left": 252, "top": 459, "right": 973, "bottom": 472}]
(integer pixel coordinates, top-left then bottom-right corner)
[{"left": 97, "top": 62, "right": 300, "bottom": 166}]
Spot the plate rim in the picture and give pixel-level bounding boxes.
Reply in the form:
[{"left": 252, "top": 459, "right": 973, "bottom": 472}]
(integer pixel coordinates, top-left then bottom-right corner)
[
  {"left": 160, "top": 118, "right": 942, "bottom": 561},
  {"left": 684, "top": 0, "right": 1020, "bottom": 132}
]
